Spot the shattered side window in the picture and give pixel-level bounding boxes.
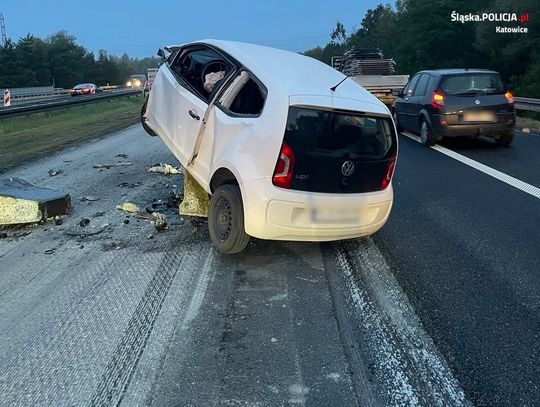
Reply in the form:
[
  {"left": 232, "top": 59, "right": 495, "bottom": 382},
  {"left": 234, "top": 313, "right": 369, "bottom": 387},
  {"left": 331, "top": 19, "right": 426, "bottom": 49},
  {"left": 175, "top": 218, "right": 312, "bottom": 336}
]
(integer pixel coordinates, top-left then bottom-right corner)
[{"left": 228, "top": 79, "right": 265, "bottom": 115}]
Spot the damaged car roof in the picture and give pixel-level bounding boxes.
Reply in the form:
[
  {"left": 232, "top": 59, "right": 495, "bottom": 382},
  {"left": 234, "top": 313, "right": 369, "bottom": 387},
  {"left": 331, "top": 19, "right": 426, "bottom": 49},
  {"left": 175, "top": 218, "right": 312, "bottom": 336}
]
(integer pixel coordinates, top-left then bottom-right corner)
[{"left": 176, "top": 39, "right": 388, "bottom": 113}]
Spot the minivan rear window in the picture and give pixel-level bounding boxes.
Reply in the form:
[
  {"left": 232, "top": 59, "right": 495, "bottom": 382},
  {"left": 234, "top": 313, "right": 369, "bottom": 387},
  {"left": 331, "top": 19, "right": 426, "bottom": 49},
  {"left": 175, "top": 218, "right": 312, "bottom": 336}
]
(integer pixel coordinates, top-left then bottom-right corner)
[
  {"left": 285, "top": 107, "right": 395, "bottom": 160},
  {"left": 440, "top": 73, "right": 504, "bottom": 96}
]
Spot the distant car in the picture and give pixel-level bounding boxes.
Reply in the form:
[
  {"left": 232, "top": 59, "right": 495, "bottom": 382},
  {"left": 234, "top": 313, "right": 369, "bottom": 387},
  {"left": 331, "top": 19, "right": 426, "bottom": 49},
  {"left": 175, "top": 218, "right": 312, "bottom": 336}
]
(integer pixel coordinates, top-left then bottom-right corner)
[
  {"left": 69, "top": 83, "right": 100, "bottom": 96},
  {"left": 393, "top": 69, "right": 515, "bottom": 146},
  {"left": 127, "top": 75, "right": 146, "bottom": 90},
  {"left": 143, "top": 79, "right": 152, "bottom": 93},
  {"left": 142, "top": 40, "right": 398, "bottom": 254}
]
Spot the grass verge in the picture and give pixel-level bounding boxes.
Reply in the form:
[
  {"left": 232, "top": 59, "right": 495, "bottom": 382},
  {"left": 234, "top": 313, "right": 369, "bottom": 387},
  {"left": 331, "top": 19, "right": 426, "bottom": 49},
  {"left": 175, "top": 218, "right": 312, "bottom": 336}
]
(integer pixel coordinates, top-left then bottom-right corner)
[{"left": 0, "top": 95, "right": 144, "bottom": 171}]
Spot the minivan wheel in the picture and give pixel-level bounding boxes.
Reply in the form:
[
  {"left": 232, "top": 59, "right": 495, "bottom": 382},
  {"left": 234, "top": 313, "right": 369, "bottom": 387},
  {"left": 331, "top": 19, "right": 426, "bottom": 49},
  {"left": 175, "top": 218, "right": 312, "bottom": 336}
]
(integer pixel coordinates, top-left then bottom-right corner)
[
  {"left": 141, "top": 99, "right": 157, "bottom": 137},
  {"left": 420, "top": 120, "right": 436, "bottom": 146},
  {"left": 495, "top": 132, "right": 513, "bottom": 146},
  {"left": 208, "top": 185, "right": 250, "bottom": 254},
  {"left": 393, "top": 111, "right": 403, "bottom": 132}
]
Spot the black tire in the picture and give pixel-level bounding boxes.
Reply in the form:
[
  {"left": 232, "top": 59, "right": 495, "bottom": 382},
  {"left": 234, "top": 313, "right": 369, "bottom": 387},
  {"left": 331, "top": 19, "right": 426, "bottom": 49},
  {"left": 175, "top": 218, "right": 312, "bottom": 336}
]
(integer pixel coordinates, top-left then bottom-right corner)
[
  {"left": 208, "top": 185, "right": 250, "bottom": 254},
  {"left": 141, "top": 99, "right": 157, "bottom": 137},
  {"left": 420, "top": 120, "right": 436, "bottom": 146},
  {"left": 393, "top": 111, "right": 403, "bottom": 132},
  {"left": 495, "top": 132, "right": 513, "bottom": 146}
]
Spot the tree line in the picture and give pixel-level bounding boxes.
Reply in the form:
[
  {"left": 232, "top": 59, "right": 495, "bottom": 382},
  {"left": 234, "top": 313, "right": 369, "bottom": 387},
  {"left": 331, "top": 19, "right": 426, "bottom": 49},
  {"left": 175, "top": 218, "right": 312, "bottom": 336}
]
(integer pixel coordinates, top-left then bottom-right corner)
[
  {"left": 0, "top": 31, "right": 161, "bottom": 89},
  {"left": 304, "top": 0, "right": 539, "bottom": 97}
]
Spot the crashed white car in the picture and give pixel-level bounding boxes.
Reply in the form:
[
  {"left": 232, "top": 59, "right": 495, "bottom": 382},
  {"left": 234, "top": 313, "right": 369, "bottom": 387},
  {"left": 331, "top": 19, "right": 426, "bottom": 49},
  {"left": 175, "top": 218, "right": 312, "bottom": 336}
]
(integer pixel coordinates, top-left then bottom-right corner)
[{"left": 142, "top": 40, "right": 398, "bottom": 254}]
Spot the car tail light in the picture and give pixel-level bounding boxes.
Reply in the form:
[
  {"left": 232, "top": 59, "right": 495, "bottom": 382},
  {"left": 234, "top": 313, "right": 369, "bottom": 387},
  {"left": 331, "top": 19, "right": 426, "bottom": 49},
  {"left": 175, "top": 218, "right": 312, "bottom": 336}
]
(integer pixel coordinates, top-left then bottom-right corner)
[
  {"left": 380, "top": 154, "right": 397, "bottom": 190},
  {"left": 431, "top": 90, "right": 445, "bottom": 109},
  {"left": 505, "top": 91, "right": 514, "bottom": 105},
  {"left": 272, "top": 143, "right": 295, "bottom": 189}
]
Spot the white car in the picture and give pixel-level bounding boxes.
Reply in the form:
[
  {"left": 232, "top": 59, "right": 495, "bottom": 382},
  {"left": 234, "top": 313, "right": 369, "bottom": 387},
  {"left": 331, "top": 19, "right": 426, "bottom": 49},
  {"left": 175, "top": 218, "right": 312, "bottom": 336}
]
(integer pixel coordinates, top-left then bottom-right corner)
[{"left": 142, "top": 40, "right": 398, "bottom": 254}]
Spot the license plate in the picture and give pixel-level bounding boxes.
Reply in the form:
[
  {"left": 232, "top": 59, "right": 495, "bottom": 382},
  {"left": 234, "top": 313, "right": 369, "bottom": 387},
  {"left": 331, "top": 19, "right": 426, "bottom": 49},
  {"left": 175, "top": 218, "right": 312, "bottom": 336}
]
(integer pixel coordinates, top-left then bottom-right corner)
[
  {"left": 311, "top": 208, "right": 359, "bottom": 223},
  {"left": 463, "top": 111, "right": 495, "bottom": 122}
]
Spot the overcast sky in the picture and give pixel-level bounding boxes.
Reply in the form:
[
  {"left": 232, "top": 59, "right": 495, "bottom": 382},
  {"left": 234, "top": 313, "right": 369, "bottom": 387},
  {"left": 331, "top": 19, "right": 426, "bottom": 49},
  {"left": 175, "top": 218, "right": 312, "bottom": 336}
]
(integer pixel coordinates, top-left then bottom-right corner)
[{"left": 2, "top": 0, "right": 385, "bottom": 58}]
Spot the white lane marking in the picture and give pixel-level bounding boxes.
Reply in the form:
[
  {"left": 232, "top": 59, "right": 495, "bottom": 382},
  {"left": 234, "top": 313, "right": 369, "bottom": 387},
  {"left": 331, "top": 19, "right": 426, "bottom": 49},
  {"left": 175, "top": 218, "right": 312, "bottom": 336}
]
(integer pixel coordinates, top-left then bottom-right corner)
[{"left": 402, "top": 132, "right": 540, "bottom": 199}]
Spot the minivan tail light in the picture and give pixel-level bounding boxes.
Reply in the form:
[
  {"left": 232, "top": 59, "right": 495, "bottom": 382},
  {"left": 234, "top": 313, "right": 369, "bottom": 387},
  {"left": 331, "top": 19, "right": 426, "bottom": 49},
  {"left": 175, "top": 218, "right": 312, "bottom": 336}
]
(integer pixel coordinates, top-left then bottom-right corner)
[
  {"left": 505, "top": 91, "right": 514, "bottom": 105},
  {"left": 431, "top": 90, "right": 445, "bottom": 109},
  {"left": 380, "top": 154, "right": 397, "bottom": 190},
  {"left": 272, "top": 143, "right": 295, "bottom": 189}
]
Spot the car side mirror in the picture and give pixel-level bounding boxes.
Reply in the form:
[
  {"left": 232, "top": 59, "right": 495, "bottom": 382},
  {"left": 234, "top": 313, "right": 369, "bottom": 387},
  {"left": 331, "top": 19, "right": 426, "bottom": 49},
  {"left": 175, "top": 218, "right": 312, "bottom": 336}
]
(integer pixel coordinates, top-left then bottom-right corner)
[
  {"left": 157, "top": 48, "right": 166, "bottom": 60},
  {"left": 391, "top": 89, "right": 402, "bottom": 97}
]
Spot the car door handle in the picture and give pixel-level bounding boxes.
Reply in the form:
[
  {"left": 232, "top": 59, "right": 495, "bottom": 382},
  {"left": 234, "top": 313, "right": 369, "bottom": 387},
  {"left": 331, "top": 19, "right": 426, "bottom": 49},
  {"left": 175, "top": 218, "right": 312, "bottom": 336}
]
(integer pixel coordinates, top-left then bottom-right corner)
[{"left": 188, "top": 110, "right": 200, "bottom": 120}]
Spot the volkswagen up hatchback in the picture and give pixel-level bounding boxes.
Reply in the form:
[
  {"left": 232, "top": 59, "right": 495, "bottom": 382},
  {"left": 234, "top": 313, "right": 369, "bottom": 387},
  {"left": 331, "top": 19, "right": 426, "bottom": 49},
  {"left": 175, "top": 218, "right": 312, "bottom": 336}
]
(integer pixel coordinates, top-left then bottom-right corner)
[{"left": 142, "top": 40, "right": 398, "bottom": 253}]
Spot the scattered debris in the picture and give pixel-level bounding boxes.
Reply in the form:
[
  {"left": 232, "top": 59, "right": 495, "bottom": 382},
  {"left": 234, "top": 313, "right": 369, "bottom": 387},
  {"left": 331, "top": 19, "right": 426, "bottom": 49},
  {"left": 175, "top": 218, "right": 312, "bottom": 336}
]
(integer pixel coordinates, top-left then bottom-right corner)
[
  {"left": 92, "top": 211, "right": 105, "bottom": 218},
  {"left": 101, "top": 240, "right": 124, "bottom": 251},
  {"left": 54, "top": 218, "right": 63, "bottom": 226},
  {"left": 0, "top": 178, "right": 72, "bottom": 225},
  {"left": 271, "top": 337, "right": 278, "bottom": 343},
  {"left": 146, "top": 233, "right": 154, "bottom": 240},
  {"left": 116, "top": 154, "right": 128, "bottom": 158},
  {"left": 80, "top": 196, "right": 99, "bottom": 202},
  {"left": 145, "top": 163, "right": 181, "bottom": 175},
  {"left": 522, "top": 128, "right": 530, "bottom": 133},
  {"left": 48, "top": 169, "right": 63, "bottom": 177},
  {"left": 0, "top": 232, "right": 7, "bottom": 239},
  {"left": 116, "top": 202, "right": 140, "bottom": 213},
  {"left": 117, "top": 181, "right": 141, "bottom": 188},
  {"left": 151, "top": 212, "right": 167, "bottom": 231},
  {"left": 79, "top": 218, "right": 90, "bottom": 227},
  {"left": 92, "top": 162, "right": 133, "bottom": 169},
  {"left": 44, "top": 248, "right": 56, "bottom": 255},
  {"left": 123, "top": 218, "right": 130, "bottom": 224},
  {"left": 64, "top": 223, "right": 109, "bottom": 237},
  {"left": 179, "top": 171, "right": 208, "bottom": 217}
]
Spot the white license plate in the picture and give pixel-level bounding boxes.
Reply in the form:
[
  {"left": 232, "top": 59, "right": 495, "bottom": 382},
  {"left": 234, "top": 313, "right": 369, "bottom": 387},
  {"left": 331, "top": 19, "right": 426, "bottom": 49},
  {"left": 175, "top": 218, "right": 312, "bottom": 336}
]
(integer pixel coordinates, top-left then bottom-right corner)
[{"left": 463, "top": 111, "right": 496, "bottom": 122}]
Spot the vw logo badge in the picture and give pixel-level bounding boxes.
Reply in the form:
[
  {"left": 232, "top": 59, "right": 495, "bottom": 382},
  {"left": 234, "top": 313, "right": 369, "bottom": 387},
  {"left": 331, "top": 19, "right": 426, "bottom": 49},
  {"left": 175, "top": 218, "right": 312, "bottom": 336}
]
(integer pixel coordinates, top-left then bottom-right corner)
[
  {"left": 475, "top": 99, "right": 481, "bottom": 105},
  {"left": 341, "top": 160, "right": 355, "bottom": 176}
]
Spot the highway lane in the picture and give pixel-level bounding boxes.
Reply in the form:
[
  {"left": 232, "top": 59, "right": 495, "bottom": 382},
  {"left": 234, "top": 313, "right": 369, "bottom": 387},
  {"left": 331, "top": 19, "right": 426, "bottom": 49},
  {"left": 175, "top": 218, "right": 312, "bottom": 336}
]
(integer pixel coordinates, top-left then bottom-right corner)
[
  {"left": 378, "top": 133, "right": 540, "bottom": 406},
  {"left": 0, "top": 124, "right": 537, "bottom": 406}
]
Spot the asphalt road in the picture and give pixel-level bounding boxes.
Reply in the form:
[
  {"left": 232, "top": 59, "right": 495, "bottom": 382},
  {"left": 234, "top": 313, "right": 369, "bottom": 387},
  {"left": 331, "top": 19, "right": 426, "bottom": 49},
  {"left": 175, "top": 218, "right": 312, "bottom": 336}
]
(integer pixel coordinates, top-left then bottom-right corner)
[{"left": 0, "top": 125, "right": 537, "bottom": 406}]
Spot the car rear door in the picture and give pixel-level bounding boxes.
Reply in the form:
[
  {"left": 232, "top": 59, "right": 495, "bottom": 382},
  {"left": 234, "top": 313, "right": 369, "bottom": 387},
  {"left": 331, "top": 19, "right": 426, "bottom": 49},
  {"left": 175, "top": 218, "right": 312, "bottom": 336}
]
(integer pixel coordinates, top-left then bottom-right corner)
[
  {"left": 406, "top": 74, "right": 430, "bottom": 132},
  {"left": 395, "top": 74, "right": 420, "bottom": 131}
]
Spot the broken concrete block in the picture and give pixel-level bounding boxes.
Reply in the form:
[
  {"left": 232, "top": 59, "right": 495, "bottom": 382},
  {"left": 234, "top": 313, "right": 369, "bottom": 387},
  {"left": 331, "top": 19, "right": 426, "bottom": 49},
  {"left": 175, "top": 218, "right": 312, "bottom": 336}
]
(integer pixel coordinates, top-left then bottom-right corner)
[{"left": 0, "top": 178, "right": 71, "bottom": 225}]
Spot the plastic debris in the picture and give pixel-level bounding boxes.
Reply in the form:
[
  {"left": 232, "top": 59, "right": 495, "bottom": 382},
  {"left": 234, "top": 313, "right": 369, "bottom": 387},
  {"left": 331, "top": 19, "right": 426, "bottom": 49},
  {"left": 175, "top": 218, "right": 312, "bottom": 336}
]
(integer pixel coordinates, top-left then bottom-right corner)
[
  {"left": 64, "top": 223, "right": 109, "bottom": 237},
  {"left": 146, "top": 233, "right": 154, "bottom": 240},
  {"left": 92, "top": 211, "right": 105, "bottom": 217},
  {"left": 79, "top": 218, "right": 90, "bottom": 227},
  {"left": 151, "top": 212, "right": 167, "bottom": 231},
  {"left": 80, "top": 196, "right": 99, "bottom": 202},
  {"left": 93, "top": 162, "right": 133, "bottom": 169},
  {"left": 44, "top": 248, "right": 56, "bottom": 255},
  {"left": 145, "top": 163, "right": 181, "bottom": 174},
  {"left": 116, "top": 154, "right": 128, "bottom": 158},
  {"left": 48, "top": 169, "right": 63, "bottom": 177},
  {"left": 116, "top": 202, "right": 140, "bottom": 213}
]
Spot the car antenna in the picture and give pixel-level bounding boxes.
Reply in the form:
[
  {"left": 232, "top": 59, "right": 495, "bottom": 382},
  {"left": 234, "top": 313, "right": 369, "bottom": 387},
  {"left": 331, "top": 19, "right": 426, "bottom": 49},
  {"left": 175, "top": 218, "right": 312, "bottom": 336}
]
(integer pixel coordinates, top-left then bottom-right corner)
[{"left": 330, "top": 75, "right": 350, "bottom": 92}]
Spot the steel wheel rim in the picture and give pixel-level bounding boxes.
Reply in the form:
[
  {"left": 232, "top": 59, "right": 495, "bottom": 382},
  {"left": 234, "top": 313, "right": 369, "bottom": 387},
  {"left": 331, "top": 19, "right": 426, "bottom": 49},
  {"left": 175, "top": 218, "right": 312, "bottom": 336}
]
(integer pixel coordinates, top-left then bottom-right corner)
[{"left": 215, "top": 197, "right": 233, "bottom": 240}]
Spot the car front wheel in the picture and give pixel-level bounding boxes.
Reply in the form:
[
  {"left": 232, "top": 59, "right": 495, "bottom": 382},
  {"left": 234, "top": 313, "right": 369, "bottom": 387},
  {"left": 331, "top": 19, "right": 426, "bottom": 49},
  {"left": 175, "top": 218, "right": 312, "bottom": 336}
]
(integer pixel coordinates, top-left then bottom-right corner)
[
  {"left": 420, "top": 120, "right": 436, "bottom": 146},
  {"left": 208, "top": 185, "right": 250, "bottom": 254}
]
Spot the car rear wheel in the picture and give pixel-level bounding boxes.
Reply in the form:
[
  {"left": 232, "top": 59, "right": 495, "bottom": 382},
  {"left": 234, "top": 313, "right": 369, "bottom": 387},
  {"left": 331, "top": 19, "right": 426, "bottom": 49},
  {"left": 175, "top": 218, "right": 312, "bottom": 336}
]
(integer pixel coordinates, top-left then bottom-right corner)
[
  {"left": 141, "top": 99, "right": 157, "bottom": 137},
  {"left": 208, "top": 185, "right": 250, "bottom": 254},
  {"left": 420, "top": 120, "right": 436, "bottom": 146},
  {"left": 495, "top": 132, "right": 513, "bottom": 146}
]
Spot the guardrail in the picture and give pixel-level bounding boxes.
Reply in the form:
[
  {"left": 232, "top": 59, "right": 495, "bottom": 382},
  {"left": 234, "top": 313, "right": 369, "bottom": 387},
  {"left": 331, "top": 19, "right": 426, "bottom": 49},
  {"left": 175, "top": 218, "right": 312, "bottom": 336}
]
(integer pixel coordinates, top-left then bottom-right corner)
[
  {"left": 514, "top": 97, "right": 540, "bottom": 112},
  {"left": 0, "top": 89, "right": 142, "bottom": 119}
]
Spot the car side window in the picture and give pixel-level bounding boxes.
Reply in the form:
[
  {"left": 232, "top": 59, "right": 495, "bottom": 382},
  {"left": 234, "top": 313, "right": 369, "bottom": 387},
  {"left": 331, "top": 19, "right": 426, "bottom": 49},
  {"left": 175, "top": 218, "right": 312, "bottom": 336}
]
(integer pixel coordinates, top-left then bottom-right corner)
[
  {"left": 170, "top": 47, "right": 233, "bottom": 101},
  {"left": 218, "top": 71, "right": 266, "bottom": 116},
  {"left": 414, "top": 74, "right": 429, "bottom": 96},
  {"left": 404, "top": 74, "right": 420, "bottom": 96}
]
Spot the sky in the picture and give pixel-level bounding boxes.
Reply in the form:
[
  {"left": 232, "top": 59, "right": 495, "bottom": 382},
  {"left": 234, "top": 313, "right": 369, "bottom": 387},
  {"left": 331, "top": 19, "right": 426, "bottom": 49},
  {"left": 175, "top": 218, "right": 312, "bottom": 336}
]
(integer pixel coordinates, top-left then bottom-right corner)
[{"left": 1, "top": 0, "right": 385, "bottom": 58}]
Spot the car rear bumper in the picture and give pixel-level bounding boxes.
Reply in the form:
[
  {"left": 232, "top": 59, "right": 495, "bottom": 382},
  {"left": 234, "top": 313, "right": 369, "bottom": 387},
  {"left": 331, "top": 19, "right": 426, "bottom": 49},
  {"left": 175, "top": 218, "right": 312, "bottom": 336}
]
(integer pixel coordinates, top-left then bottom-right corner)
[
  {"left": 432, "top": 113, "right": 515, "bottom": 138},
  {"left": 241, "top": 178, "right": 393, "bottom": 241}
]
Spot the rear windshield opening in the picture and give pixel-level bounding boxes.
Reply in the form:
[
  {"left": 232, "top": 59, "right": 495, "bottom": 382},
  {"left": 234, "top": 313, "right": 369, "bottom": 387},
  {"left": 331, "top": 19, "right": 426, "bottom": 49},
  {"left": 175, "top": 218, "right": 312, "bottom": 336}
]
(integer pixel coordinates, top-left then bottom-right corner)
[
  {"left": 440, "top": 73, "right": 504, "bottom": 96},
  {"left": 285, "top": 107, "right": 395, "bottom": 160}
]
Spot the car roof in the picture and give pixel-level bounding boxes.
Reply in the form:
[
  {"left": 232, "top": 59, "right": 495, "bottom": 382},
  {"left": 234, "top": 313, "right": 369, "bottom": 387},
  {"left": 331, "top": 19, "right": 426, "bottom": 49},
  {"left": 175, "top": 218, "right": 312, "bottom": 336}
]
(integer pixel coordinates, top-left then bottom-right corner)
[
  {"left": 186, "top": 39, "right": 386, "bottom": 112},
  {"left": 414, "top": 69, "right": 499, "bottom": 76}
]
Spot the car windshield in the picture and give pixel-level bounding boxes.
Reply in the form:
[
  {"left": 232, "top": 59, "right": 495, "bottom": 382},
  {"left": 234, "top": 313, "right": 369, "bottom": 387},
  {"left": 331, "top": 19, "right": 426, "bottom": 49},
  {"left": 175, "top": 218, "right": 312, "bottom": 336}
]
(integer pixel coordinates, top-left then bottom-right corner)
[
  {"left": 73, "top": 84, "right": 90, "bottom": 89},
  {"left": 285, "top": 107, "right": 395, "bottom": 159},
  {"left": 440, "top": 73, "right": 504, "bottom": 95}
]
